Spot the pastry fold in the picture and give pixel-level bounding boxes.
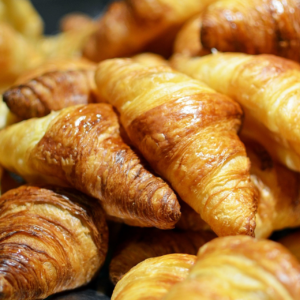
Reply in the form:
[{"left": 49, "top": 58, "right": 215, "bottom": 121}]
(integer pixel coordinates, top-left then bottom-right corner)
[
  {"left": 111, "top": 254, "right": 196, "bottom": 300},
  {"left": 0, "top": 185, "right": 108, "bottom": 300},
  {"left": 83, "top": 0, "right": 217, "bottom": 62},
  {"left": 172, "top": 53, "right": 300, "bottom": 171},
  {"left": 0, "top": 104, "right": 180, "bottom": 229},
  {"left": 163, "top": 236, "right": 300, "bottom": 300},
  {"left": 4, "top": 69, "right": 97, "bottom": 119},
  {"left": 200, "top": 0, "right": 300, "bottom": 62},
  {"left": 109, "top": 227, "right": 215, "bottom": 284},
  {"left": 95, "top": 59, "right": 257, "bottom": 237}
]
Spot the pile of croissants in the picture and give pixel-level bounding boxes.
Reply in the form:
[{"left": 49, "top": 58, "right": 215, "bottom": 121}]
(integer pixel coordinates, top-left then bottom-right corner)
[{"left": 1, "top": 0, "right": 300, "bottom": 299}]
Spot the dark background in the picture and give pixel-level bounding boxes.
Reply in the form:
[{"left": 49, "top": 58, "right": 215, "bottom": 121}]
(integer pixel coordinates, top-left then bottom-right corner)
[{"left": 31, "top": 0, "right": 113, "bottom": 34}]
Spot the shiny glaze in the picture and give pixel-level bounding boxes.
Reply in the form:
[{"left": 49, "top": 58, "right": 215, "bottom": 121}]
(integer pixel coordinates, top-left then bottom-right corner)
[
  {"left": 0, "top": 185, "right": 108, "bottom": 300},
  {"left": 0, "top": 104, "right": 180, "bottom": 229},
  {"left": 201, "top": 0, "right": 300, "bottom": 62},
  {"left": 95, "top": 59, "right": 258, "bottom": 237}
]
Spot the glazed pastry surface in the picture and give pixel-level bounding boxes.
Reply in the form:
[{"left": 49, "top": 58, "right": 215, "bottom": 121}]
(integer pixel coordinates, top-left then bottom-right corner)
[
  {"left": 95, "top": 58, "right": 257, "bottom": 237},
  {"left": 172, "top": 53, "right": 300, "bottom": 171},
  {"left": 109, "top": 227, "right": 215, "bottom": 284},
  {"left": 0, "top": 104, "right": 180, "bottom": 229},
  {"left": 0, "top": 185, "right": 108, "bottom": 300},
  {"left": 163, "top": 236, "right": 300, "bottom": 300},
  {"left": 112, "top": 254, "right": 197, "bottom": 300},
  {"left": 4, "top": 69, "right": 97, "bottom": 119},
  {"left": 200, "top": 0, "right": 300, "bottom": 62}
]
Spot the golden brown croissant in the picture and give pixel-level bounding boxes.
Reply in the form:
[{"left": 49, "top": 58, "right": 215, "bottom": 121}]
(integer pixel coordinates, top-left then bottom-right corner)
[
  {"left": 109, "top": 227, "right": 215, "bottom": 284},
  {"left": 163, "top": 236, "right": 300, "bottom": 300},
  {"left": 279, "top": 231, "right": 300, "bottom": 262},
  {"left": 0, "top": 0, "right": 43, "bottom": 40},
  {"left": 95, "top": 58, "right": 258, "bottom": 237},
  {"left": 176, "top": 138, "right": 300, "bottom": 238},
  {"left": 200, "top": 0, "right": 300, "bottom": 62},
  {"left": 0, "top": 104, "right": 180, "bottom": 229},
  {"left": 83, "top": 0, "right": 217, "bottom": 62},
  {"left": 112, "top": 254, "right": 197, "bottom": 300},
  {"left": 0, "top": 185, "right": 108, "bottom": 300},
  {"left": 3, "top": 69, "right": 98, "bottom": 119},
  {"left": 172, "top": 53, "right": 300, "bottom": 171}
]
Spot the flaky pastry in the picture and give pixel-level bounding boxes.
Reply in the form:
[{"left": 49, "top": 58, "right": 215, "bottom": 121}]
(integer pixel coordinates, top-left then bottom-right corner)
[
  {"left": 0, "top": 185, "right": 108, "bottom": 300},
  {"left": 0, "top": 104, "right": 180, "bottom": 229},
  {"left": 112, "top": 254, "right": 196, "bottom": 300},
  {"left": 163, "top": 236, "right": 300, "bottom": 300},
  {"left": 172, "top": 53, "right": 300, "bottom": 171},
  {"left": 95, "top": 58, "right": 257, "bottom": 237}
]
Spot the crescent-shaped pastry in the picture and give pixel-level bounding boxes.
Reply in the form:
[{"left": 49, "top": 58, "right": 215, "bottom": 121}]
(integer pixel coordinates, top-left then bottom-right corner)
[
  {"left": 200, "top": 0, "right": 300, "bottom": 62},
  {"left": 82, "top": 0, "right": 217, "bottom": 62},
  {"left": 0, "top": 185, "right": 108, "bottom": 300},
  {"left": 172, "top": 53, "right": 300, "bottom": 171},
  {"left": 3, "top": 69, "right": 97, "bottom": 119},
  {"left": 0, "top": 104, "right": 180, "bottom": 229},
  {"left": 109, "top": 227, "right": 215, "bottom": 284},
  {"left": 95, "top": 58, "right": 258, "bottom": 237},
  {"left": 111, "top": 254, "right": 197, "bottom": 300},
  {"left": 163, "top": 236, "right": 300, "bottom": 300}
]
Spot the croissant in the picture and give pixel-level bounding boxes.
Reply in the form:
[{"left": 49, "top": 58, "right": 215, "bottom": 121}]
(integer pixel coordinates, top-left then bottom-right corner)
[
  {"left": 0, "top": 0, "right": 43, "bottom": 40},
  {"left": 109, "top": 227, "right": 215, "bottom": 284},
  {"left": 0, "top": 97, "right": 19, "bottom": 130},
  {"left": 95, "top": 58, "right": 258, "bottom": 237},
  {"left": 163, "top": 236, "right": 300, "bottom": 300},
  {"left": 175, "top": 138, "right": 300, "bottom": 238},
  {"left": 172, "top": 53, "right": 300, "bottom": 171},
  {"left": 200, "top": 0, "right": 300, "bottom": 62},
  {"left": 279, "top": 231, "right": 300, "bottom": 262},
  {"left": 82, "top": 0, "right": 217, "bottom": 62},
  {"left": 0, "top": 104, "right": 180, "bottom": 229},
  {"left": 111, "top": 254, "right": 197, "bottom": 300},
  {"left": 3, "top": 69, "right": 97, "bottom": 119},
  {"left": 0, "top": 185, "right": 108, "bottom": 300}
]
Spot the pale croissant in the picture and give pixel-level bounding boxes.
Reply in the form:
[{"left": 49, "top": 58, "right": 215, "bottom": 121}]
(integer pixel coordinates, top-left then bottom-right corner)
[
  {"left": 163, "top": 236, "right": 300, "bottom": 300},
  {"left": 95, "top": 58, "right": 257, "bottom": 237},
  {"left": 111, "top": 254, "right": 196, "bottom": 300},
  {"left": 172, "top": 53, "right": 300, "bottom": 171},
  {"left": 0, "top": 104, "right": 180, "bottom": 229},
  {"left": 0, "top": 185, "right": 108, "bottom": 300}
]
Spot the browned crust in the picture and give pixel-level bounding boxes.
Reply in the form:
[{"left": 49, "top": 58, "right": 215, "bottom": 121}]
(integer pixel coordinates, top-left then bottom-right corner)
[
  {"left": 29, "top": 104, "right": 180, "bottom": 229},
  {"left": 201, "top": 0, "right": 300, "bottom": 61},
  {"left": 3, "top": 69, "right": 97, "bottom": 119},
  {"left": 0, "top": 185, "right": 108, "bottom": 300},
  {"left": 109, "top": 227, "right": 215, "bottom": 284}
]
